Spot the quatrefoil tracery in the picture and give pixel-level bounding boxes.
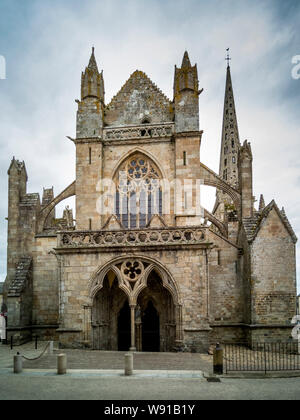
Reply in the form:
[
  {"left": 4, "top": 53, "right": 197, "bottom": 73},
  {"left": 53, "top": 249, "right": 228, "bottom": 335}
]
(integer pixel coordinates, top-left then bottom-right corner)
[{"left": 121, "top": 260, "right": 144, "bottom": 283}]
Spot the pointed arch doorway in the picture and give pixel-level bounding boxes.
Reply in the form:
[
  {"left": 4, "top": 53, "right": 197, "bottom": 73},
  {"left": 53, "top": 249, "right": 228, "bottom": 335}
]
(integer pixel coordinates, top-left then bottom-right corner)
[
  {"left": 91, "top": 257, "right": 181, "bottom": 352},
  {"left": 141, "top": 301, "right": 160, "bottom": 352},
  {"left": 136, "top": 269, "right": 176, "bottom": 352},
  {"left": 118, "top": 301, "right": 131, "bottom": 351}
]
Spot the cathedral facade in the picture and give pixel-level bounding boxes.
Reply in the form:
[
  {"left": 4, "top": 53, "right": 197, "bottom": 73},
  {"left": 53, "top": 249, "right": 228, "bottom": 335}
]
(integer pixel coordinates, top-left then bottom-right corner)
[{"left": 3, "top": 50, "right": 297, "bottom": 352}]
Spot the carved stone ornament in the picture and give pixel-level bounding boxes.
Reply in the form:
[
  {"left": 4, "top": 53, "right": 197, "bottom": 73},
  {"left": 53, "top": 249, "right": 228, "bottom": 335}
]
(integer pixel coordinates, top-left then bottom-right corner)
[{"left": 121, "top": 259, "right": 144, "bottom": 283}]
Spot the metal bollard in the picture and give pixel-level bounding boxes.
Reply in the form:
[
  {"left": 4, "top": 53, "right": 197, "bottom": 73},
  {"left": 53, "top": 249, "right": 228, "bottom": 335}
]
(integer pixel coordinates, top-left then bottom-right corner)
[
  {"left": 10, "top": 335, "right": 13, "bottom": 350},
  {"left": 213, "top": 343, "right": 223, "bottom": 375},
  {"left": 57, "top": 354, "right": 67, "bottom": 375},
  {"left": 48, "top": 341, "right": 54, "bottom": 355},
  {"left": 124, "top": 353, "right": 133, "bottom": 376},
  {"left": 35, "top": 335, "right": 38, "bottom": 350},
  {"left": 14, "top": 352, "right": 23, "bottom": 374}
]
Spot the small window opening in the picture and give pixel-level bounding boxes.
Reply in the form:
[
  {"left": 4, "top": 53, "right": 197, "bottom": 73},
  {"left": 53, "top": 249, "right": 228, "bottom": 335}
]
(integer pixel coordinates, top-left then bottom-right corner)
[
  {"left": 89, "top": 147, "right": 92, "bottom": 164},
  {"left": 183, "top": 151, "right": 187, "bottom": 166}
]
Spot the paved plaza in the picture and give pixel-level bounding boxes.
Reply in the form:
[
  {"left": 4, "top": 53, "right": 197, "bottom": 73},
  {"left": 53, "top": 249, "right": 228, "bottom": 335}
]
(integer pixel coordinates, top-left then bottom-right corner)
[
  {"left": 1, "top": 341, "right": 300, "bottom": 400},
  {"left": 0, "top": 341, "right": 212, "bottom": 372}
]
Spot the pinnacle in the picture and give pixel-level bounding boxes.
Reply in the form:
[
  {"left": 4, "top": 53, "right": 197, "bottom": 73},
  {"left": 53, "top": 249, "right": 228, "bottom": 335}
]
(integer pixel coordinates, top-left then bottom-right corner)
[
  {"left": 87, "top": 47, "right": 99, "bottom": 73},
  {"left": 259, "top": 194, "right": 266, "bottom": 211},
  {"left": 181, "top": 51, "right": 191, "bottom": 68}
]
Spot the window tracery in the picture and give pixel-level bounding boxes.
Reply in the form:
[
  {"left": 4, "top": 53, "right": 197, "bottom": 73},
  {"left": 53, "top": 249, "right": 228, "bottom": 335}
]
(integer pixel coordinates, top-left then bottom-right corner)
[{"left": 114, "top": 154, "right": 163, "bottom": 228}]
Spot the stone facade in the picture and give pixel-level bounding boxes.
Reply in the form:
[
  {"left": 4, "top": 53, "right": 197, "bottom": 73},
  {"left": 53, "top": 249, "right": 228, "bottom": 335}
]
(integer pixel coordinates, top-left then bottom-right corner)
[{"left": 3, "top": 50, "right": 297, "bottom": 352}]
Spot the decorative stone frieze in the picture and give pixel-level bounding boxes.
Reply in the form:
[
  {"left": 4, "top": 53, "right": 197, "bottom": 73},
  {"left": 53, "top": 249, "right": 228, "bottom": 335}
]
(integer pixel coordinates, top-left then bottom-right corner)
[
  {"left": 57, "top": 226, "right": 208, "bottom": 249},
  {"left": 103, "top": 123, "right": 174, "bottom": 141}
]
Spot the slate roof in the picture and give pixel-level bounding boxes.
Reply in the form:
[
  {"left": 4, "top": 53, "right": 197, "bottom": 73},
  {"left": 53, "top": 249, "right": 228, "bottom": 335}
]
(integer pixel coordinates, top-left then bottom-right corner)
[
  {"left": 242, "top": 200, "right": 297, "bottom": 244},
  {"left": 107, "top": 70, "right": 171, "bottom": 108}
]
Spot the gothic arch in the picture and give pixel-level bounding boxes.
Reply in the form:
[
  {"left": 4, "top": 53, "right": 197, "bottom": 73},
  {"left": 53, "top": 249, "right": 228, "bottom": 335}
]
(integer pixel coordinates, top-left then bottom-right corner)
[
  {"left": 111, "top": 147, "right": 166, "bottom": 181},
  {"left": 89, "top": 264, "right": 130, "bottom": 301},
  {"left": 88, "top": 255, "right": 181, "bottom": 306},
  {"left": 132, "top": 264, "right": 179, "bottom": 305}
]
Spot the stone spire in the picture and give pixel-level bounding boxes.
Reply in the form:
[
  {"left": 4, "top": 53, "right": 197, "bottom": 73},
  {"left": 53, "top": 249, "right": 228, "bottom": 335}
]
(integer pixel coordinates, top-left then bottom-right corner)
[
  {"left": 217, "top": 58, "right": 241, "bottom": 203},
  {"left": 87, "top": 47, "right": 99, "bottom": 72},
  {"left": 181, "top": 50, "right": 191, "bottom": 68}
]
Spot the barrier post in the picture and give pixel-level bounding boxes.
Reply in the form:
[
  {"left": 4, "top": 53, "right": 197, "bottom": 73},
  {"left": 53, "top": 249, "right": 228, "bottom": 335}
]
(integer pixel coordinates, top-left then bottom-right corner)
[
  {"left": 57, "top": 354, "right": 67, "bottom": 375},
  {"left": 13, "top": 352, "right": 23, "bottom": 374}
]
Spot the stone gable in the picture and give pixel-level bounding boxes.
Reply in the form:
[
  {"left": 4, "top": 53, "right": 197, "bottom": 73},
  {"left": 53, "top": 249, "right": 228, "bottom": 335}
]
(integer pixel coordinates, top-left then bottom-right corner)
[{"left": 105, "top": 70, "right": 174, "bottom": 127}]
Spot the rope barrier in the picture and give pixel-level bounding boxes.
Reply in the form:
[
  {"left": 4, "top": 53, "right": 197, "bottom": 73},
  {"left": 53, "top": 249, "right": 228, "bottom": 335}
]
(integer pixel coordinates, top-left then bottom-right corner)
[{"left": 21, "top": 341, "right": 51, "bottom": 361}]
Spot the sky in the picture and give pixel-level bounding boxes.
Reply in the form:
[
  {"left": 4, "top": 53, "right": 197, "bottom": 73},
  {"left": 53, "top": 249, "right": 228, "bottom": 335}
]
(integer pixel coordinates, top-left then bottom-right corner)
[{"left": 0, "top": 0, "right": 299, "bottom": 291}]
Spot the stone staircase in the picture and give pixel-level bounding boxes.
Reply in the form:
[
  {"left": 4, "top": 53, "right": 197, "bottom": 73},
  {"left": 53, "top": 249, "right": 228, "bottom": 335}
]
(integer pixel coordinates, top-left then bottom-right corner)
[{"left": 8, "top": 256, "right": 32, "bottom": 297}]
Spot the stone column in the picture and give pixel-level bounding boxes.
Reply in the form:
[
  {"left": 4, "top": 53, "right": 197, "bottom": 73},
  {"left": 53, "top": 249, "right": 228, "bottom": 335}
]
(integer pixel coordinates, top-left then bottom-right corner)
[
  {"left": 175, "top": 304, "right": 183, "bottom": 344},
  {"left": 83, "top": 305, "right": 92, "bottom": 347},
  {"left": 129, "top": 304, "right": 136, "bottom": 352},
  {"left": 135, "top": 321, "right": 142, "bottom": 352}
]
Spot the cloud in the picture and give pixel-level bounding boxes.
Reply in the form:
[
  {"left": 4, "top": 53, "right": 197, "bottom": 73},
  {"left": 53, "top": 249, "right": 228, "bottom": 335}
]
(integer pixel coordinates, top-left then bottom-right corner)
[{"left": 0, "top": 0, "right": 299, "bottom": 291}]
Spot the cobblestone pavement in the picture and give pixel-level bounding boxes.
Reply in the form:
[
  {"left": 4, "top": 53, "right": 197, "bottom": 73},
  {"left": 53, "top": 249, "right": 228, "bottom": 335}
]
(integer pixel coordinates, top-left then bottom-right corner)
[{"left": 0, "top": 341, "right": 213, "bottom": 373}]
